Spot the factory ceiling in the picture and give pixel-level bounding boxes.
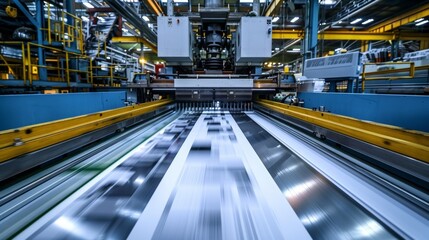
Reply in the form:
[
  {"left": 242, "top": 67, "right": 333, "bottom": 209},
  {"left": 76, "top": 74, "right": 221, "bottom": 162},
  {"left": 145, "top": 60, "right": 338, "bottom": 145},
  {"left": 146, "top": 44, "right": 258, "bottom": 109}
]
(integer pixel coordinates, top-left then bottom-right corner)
[{"left": 2, "top": 0, "right": 428, "bottom": 64}]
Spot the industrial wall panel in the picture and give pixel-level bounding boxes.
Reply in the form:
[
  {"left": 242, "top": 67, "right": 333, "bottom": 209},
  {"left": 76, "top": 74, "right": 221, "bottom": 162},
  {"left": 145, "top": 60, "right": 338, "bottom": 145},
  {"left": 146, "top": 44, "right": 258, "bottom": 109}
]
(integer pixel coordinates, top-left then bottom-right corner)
[
  {"left": 236, "top": 17, "right": 272, "bottom": 63},
  {"left": 0, "top": 92, "right": 126, "bottom": 131},
  {"left": 298, "top": 92, "right": 429, "bottom": 132},
  {"left": 157, "top": 17, "right": 193, "bottom": 61}
]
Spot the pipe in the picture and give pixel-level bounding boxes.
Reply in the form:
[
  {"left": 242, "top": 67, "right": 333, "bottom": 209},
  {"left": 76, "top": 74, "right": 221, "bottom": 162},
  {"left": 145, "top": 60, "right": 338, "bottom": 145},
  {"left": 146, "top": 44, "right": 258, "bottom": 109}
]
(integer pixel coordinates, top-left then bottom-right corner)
[
  {"left": 252, "top": 0, "right": 260, "bottom": 16},
  {"left": 167, "top": 0, "right": 173, "bottom": 16},
  {"left": 104, "top": 0, "right": 156, "bottom": 43}
]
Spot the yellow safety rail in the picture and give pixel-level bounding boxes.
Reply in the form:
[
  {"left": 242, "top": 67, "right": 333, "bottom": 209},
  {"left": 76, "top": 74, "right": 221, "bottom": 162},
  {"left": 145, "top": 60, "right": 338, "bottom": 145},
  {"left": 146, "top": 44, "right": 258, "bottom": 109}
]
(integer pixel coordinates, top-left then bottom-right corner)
[
  {"left": 43, "top": 4, "right": 84, "bottom": 52},
  {"left": 0, "top": 99, "right": 173, "bottom": 163},
  {"left": 0, "top": 42, "right": 27, "bottom": 83},
  {"left": 362, "top": 62, "right": 416, "bottom": 91},
  {"left": 257, "top": 99, "right": 429, "bottom": 163},
  {"left": 26, "top": 43, "right": 92, "bottom": 85}
]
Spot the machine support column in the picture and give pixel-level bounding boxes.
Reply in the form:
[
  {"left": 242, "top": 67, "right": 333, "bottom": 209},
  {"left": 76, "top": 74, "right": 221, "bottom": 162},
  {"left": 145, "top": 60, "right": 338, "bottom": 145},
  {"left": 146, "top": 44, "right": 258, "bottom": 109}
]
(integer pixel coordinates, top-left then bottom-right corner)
[
  {"left": 36, "top": 0, "right": 47, "bottom": 81},
  {"left": 361, "top": 40, "right": 370, "bottom": 52},
  {"left": 65, "top": 0, "right": 79, "bottom": 83},
  {"left": 420, "top": 40, "right": 429, "bottom": 50},
  {"left": 391, "top": 40, "right": 400, "bottom": 60},
  {"left": 303, "top": 0, "right": 319, "bottom": 72}
]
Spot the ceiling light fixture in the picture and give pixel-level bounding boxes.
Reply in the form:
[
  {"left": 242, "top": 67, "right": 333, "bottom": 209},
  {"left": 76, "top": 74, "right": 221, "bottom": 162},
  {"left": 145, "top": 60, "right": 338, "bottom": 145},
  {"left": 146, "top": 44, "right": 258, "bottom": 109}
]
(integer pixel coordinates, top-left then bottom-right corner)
[
  {"left": 415, "top": 18, "right": 424, "bottom": 23},
  {"left": 272, "top": 16, "right": 280, "bottom": 23},
  {"left": 83, "top": 2, "right": 94, "bottom": 8},
  {"left": 350, "top": 18, "right": 362, "bottom": 24},
  {"left": 416, "top": 20, "right": 429, "bottom": 26},
  {"left": 362, "top": 19, "right": 374, "bottom": 25},
  {"left": 81, "top": 16, "right": 89, "bottom": 22},
  {"left": 290, "top": 17, "right": 299, "bottom": 23},
  {"left": 319, "top": 0, "right": 337, "bottom": 5},
  {"left": 142, "top": 16, "right": 150, "bottom": 22}
]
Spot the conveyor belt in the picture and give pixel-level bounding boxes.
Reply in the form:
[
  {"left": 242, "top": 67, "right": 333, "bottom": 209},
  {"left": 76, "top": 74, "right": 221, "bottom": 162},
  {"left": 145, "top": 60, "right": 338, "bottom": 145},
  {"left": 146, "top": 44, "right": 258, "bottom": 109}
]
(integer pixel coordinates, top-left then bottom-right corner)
[{"left": 1, "top": 110, "right": 428, "bottom": 239}]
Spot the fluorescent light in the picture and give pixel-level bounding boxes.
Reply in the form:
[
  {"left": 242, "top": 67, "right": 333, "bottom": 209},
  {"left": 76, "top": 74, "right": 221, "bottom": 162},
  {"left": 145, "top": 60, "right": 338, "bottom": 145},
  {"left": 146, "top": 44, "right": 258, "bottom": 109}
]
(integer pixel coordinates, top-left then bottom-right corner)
[
  {"left": 272, "top": 17, "right": 280, "bottom": 23},
  {"left": 350, "top": 18, "right": 362, "bottom": 24},
  {"left": 136, "top": 48, "right": 141, "bottom": 51},
  {"left": 83, "top": 2, "right": 94, "bottom": 8},
  {"left": 320, "top": 0, "right": 337, "bottom": 5},
  {"left": 416, "top": 20, "right": 429, "bottom": 26},
  {"left": 123, "top": 28, "right": 129, "bottom": 32},
  {"left": 142, "top": 16, "right": 150, "bottom": 22},
  {"left": 362, "top": 19, "right": 374, "bottom": 25},
  {"left": 290, "top": 17, "right": 299, "bottom": 23},
  {"left": 81, "top": 16, "right": 89, "bottom": 22},
  {"left": 415, "top": 18, "right": 424, "bottom": 23},
  {"left": 287, "top": 49, "right": 300, "bottom": 53}
]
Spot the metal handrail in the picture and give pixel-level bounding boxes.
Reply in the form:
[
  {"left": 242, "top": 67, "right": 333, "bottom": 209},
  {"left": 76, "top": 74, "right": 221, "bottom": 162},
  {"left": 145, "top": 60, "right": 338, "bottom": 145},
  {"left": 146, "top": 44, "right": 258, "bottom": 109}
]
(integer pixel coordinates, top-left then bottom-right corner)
[
  {"left": 26, "top": 43, "right": 92, "bottom": 86},
  {"left": 0, "top": 42, "right": 27, "bottom": 83}
]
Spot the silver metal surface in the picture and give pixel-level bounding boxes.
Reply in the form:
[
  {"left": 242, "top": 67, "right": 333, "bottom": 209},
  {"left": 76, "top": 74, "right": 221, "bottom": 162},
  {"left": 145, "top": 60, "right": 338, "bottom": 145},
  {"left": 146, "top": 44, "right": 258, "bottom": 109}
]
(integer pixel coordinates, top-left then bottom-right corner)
[
  {"left": 239, "top": 112, "right": 429, "bottom": 239},
  {"left": 10, "top": 109, "right": 428, "bottom": 239},
  {"left": 16, "top": 113, "right": 199, "bottom": 240},
  {"left": 128, "top": 111, "right": 310, "bottom": 239},
  {"left": 234, "top": 113, "right": 406, "bottom": 239},
  {"left": 0, "top": 112, "right": 180, "bottom": 240}
]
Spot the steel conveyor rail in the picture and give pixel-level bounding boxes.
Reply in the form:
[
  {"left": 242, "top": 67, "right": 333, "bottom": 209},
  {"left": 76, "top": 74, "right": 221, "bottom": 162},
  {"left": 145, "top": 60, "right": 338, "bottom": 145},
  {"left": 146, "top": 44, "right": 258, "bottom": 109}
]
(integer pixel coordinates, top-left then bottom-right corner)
[
  {"left": 237, "top": 112, "right": 429, "bottom": 239},
  {"left": 255, "top": 99, "right": 429, "bottom": 193},
  {"left": 256, "top": 99, "right": 429, "bottom": 163},
  {"left": 0, "top": 99, "right": 174, "bottom": 181},
  {"left": 0, "top": 111, "right": 184, "bottom": 239},
  {"left": 2, "top": 109, "right": 428, "bottom": 239}
]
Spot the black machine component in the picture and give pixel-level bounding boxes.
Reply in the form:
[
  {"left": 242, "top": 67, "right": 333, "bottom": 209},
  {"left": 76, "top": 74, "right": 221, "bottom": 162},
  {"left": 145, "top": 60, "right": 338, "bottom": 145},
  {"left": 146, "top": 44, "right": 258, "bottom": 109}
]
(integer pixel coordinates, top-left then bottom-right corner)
[{"left": 196, "top": 0, "right": 233, "bottom": 72}]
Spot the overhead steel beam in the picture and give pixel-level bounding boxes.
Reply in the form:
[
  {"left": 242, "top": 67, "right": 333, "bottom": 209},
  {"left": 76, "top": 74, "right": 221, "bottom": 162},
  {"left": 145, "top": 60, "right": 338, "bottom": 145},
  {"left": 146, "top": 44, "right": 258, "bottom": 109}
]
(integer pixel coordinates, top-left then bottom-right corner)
[
  {"left": 369, "top": 3, "right": 429, "bottom": 33},
  {"left": 111, "top": 36, "right": 157, "bottom": 53},
  {"left": 145, "top": 0, "right": 164, "bottom": 16},
  {"left": 272, "top": 30, "right": 429, "bottom": 41},
  {"left": 264, "top": 0, "right": 282, "bottom": 17},
  {"left": 104, "top": 0, "right": 157, "bottom": 45},
  {"left": 11, "top": 0, "right": 38, "bottom": 26}
]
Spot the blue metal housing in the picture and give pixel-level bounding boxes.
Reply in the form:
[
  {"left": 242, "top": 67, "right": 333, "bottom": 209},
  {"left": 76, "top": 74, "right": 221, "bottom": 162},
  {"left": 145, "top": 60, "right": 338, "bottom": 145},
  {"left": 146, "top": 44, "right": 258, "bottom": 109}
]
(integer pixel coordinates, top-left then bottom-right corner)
[
  {"left": 0, "top": 92, "right": 126, "bottom": 131},
  {"left": 298, "top": 92, "right": 429, "bottom": 132}
]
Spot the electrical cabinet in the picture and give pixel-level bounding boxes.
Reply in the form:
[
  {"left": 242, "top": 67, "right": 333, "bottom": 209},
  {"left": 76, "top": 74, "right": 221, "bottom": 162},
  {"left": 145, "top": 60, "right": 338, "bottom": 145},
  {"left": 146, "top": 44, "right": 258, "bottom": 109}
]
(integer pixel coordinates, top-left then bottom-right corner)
[
  {"left": 157, "top": 17, "right": 193, "bottom": 62},
  {"left": 236, "top": 17, "right": 272, "bottom": 63}
]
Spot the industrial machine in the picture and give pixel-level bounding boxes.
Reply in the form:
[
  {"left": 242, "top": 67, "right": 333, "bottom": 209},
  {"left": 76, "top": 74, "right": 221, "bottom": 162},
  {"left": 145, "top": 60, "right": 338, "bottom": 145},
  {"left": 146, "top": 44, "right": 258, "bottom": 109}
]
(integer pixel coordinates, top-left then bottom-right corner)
[
  {"left": 1, "top": 1, "right": 429, "bottom": 239},
  {"left": 157, "top": 0, "right": 272, "bottom": 73}
]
